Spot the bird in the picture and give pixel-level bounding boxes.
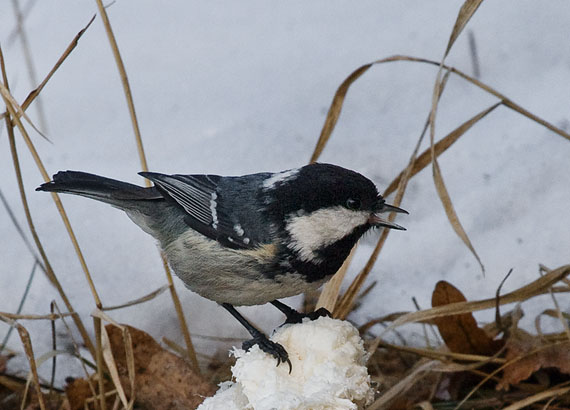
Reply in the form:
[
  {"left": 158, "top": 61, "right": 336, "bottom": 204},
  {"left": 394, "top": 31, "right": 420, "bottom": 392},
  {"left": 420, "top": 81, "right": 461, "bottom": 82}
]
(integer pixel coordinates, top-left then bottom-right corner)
[{"left": 37, "top": 163, "right": 407, "bottom": 370}]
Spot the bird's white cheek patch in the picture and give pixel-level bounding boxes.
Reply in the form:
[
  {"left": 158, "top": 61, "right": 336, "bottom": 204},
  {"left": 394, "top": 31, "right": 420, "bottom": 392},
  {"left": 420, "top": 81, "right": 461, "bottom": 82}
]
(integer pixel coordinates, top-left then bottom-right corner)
[{"left": 286, "top": 206, "right": 369, "bottom": 262}]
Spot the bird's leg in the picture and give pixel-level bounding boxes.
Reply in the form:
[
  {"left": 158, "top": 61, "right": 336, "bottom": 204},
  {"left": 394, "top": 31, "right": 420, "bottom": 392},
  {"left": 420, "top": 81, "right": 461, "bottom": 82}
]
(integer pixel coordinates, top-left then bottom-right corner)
[
  {"left": 270, "top": 300, "right": 331, "bottom": 324},
  {"left": 221, "top": 303, "right": 291, "bottom": 372}
]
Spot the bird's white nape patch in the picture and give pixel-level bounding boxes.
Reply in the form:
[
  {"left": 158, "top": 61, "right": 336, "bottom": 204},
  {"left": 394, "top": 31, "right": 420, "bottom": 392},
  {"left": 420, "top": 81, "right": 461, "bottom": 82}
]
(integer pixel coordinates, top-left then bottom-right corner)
[
  {"left": 263, "top": 168, "right": 299, "bottom": 189},
  {"left": 210, "top": 192, "right": 218, "bottom": 229},
  {"left": 285, "top": 206, "right": 369, "bottom": 262}
]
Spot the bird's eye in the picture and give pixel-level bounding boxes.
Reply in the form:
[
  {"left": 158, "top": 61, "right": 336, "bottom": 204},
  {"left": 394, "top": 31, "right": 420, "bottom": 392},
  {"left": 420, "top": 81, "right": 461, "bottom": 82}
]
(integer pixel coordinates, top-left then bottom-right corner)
[{"left": 346, "top": 198, "right": 361, "bottom": 210}]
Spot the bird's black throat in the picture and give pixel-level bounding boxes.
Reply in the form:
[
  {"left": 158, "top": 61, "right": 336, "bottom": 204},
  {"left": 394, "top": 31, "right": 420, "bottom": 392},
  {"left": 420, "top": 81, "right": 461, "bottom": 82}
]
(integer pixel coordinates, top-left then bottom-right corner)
[{"left": 283, "top": 223, "right": 370, "bottom": 283}]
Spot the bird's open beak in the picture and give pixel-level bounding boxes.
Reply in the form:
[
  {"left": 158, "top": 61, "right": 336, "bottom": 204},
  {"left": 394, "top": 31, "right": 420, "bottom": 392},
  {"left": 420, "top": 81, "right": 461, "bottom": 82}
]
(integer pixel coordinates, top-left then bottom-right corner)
[
  {"left": 380, "top": 203, "right": 408, "bottom": 215},
  {"left": 368, "top": 202, "right": 408, "bottom": 230}
]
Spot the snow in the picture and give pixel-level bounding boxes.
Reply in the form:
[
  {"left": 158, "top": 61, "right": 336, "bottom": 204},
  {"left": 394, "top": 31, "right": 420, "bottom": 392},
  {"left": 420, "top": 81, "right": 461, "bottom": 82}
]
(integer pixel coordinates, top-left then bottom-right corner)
[
  {"left": 1, "top": 0, "right": 569, "bottom": 388},
  {"left": 198, "top": 317, "right": 373, "bottom": 410}
]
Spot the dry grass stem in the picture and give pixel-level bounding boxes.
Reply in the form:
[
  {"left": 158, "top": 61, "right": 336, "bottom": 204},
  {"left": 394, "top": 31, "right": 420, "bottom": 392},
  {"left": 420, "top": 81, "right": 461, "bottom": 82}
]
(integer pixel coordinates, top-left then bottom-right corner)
[
  {"left": 51, "top": 301, "right": 99, "bottom": 400},
  {"left": 334, "top": 228, "right": 389, "bottom": 319},
  {"left": 400, "top": 55, "right": 570, "bottom": 141},
  {"left": 101, "top": 285, "right": 170, "bottom": 311},
  {"left": 335, "top": 102, "right": 498, "bottom": 319},
  {"left": 94, "top": 0, "right": 199, "bottom": 372},
  {"left": 368, "top": 360, "right": 440, "bottom": 409},
  {"left": 310, "top": 63, "right": 372, "bottom": 163},
  {"left": 0, "top": 77, "right": 46, "bottom": 140},
  {"left": 376, "top": 340, "right": 506, "bottom": 365},
  {"left": 3, "top": 93, "right": 99, "bottom": 354},
  {"left": 0, "top": 311, "right": 75, "bottom": 321},
  {"left": 19, "top": 15, "right": 95, "bottom": 115},
  {"left": 453, "top": 341, "right": 570, "bottom": 409},
  {"left": 444, "top": 0, "right": 484, "bottom": 57},
  {"left": 371, "top": 264, "right": 570, "bottom": 345},
  {"left": 94, "top": 0, "right": 148, "bottom": 173},
  {"left": 384, "top": 102, "right": 500, "bottom": 196},
  {"left": 432, "top": 157, "right": 485, "bottom": 272},
  {"left": 311, "top": 39, "right": 569, "bottom": 318},
  {"left": 548, "top": 289, "right": 570, "bottom": 342},
  {"left": 331, "top": 1, "right": 569, "bottom": 322},
  {"left": 1, "top": 47, "right": 95, "bottom": 357},
  {"left": 334, "top": 74, "right": 452, "bottom": 319},
  {"left": 535, "top": 309, "right": 570, "bottom": 340},
  {"left": 502, "top": 384, "right": 570, "bottom": 410},
  {"left": 309, "top": 55, "right": 570, "bottom": 165},
  {"left": 5, "top": 0, "right": 38, "bottom": 46},
  {"left": 542, "top": 264, "right": 570, "bottom": 288},
  {"left": 316, "top": 246, "right": 355, "bottom": 311},
  {"left": 16, "top": 323, "right": 46, "bottom": 410},
  {"left": 92, "top": 310, "right": 136, "bottom": 402},
  {"left": 10, "top": 0, "right": 48, "bottom": 130},
  {"left": 0, "top": 189, "right": 45, "bottom": 270},
  {"left": 0, "top": 262, "right": 38, "bottom": 352},
  {"left": 99, "top": 321, "right": 130, "bottom": 409},
  {"left": 94, "top": 316, "right": 107, "bottom": 410},
  {"left": 161, "top": 255, "right": 200, "bottom": 371},
  {"left": 308, "top": 56, "right": 570, "bottom": 173},
  {"left": 308, "top": 31, "right": 568, "bottom": 318},
  {"left": 3, "top": 63, "right": 103, "bottom": 309},
  {"left": 429, "top": 2, "right": 485, "bottom": 274}
]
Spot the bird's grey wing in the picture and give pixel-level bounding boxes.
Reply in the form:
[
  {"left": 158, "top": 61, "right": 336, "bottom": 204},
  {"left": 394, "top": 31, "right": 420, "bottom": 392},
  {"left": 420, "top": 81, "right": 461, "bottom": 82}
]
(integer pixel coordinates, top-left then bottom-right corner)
[{"left": 139, "top": 172, "right": 258, "bottom": 249}]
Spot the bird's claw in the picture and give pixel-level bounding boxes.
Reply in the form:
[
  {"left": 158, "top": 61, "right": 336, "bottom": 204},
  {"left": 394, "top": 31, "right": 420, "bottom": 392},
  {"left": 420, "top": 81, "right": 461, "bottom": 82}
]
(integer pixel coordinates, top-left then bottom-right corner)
[
  {"left": 307, "top": 307, "right": 332, "bottom": 320},
  {"left": 242, "top": 334, "right": 292, "bottom": 373},
  {"left": 283, "top": 307, "right": 332, "bottom": 325}
]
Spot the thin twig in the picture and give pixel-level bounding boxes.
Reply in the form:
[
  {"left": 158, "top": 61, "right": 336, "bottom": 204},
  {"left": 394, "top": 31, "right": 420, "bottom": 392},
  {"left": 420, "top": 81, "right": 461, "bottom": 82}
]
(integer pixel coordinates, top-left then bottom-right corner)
[
  {"left": 6, "top": 0, "right": 38, "bottom": 45},
  {"left": 0, "top": 262, "right": 38, "bottom": 352},
  {"left": 49, "top": 301, "right": 57, "bottom": 396},
  {"left": 0, "top": 188, "right": 45, "bottom": 271},
  {"left": 495, "top": 268, "right": 514, "bottom": 334},
  {"left": 467, "top": 30, "right": 481, "bottom": 79}
]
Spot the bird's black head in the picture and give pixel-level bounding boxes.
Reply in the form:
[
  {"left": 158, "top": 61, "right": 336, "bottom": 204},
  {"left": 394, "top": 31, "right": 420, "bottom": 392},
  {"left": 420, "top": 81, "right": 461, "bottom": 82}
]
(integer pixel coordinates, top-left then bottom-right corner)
[
  {"left": 262, "top": 163, "right": 406, "bottom": 272},
  {"left": 264, "top": 163, "right": 379, "bottom": 215}
]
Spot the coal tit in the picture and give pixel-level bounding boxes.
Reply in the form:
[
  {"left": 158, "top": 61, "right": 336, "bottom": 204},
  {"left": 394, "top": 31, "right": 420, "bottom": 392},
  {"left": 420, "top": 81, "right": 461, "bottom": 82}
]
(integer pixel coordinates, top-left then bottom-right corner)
[{"left": 37, "top": 163, "right": 407, "bottom": 369}]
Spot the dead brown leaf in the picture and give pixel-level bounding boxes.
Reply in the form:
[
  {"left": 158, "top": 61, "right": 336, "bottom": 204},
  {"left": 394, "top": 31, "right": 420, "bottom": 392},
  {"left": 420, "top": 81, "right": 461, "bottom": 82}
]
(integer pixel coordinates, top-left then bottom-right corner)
[
  {"left": 497, "top": 330, "right": 570, "bottom": 390},
  {"left": 432, "top": 281, "right": 503, "bottom": 356},
  {"left": 105, "top": 324, "right": 216, "bottom": 410},
  {"left": 65, "top": 378, "right": 92, "bottom": 410},
  {"left": 0, "top": 354, "right": 12, "bottom": 374},
  {"left": 64, "top": 325, "right": 216, "bottom": 409}
]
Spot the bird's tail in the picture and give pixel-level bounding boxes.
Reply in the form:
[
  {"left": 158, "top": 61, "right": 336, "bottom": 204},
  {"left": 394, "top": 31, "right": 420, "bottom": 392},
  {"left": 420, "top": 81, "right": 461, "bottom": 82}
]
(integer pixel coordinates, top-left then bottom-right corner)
[{"left": 36, "top": 171, "right": 160, "bottom": 208}]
